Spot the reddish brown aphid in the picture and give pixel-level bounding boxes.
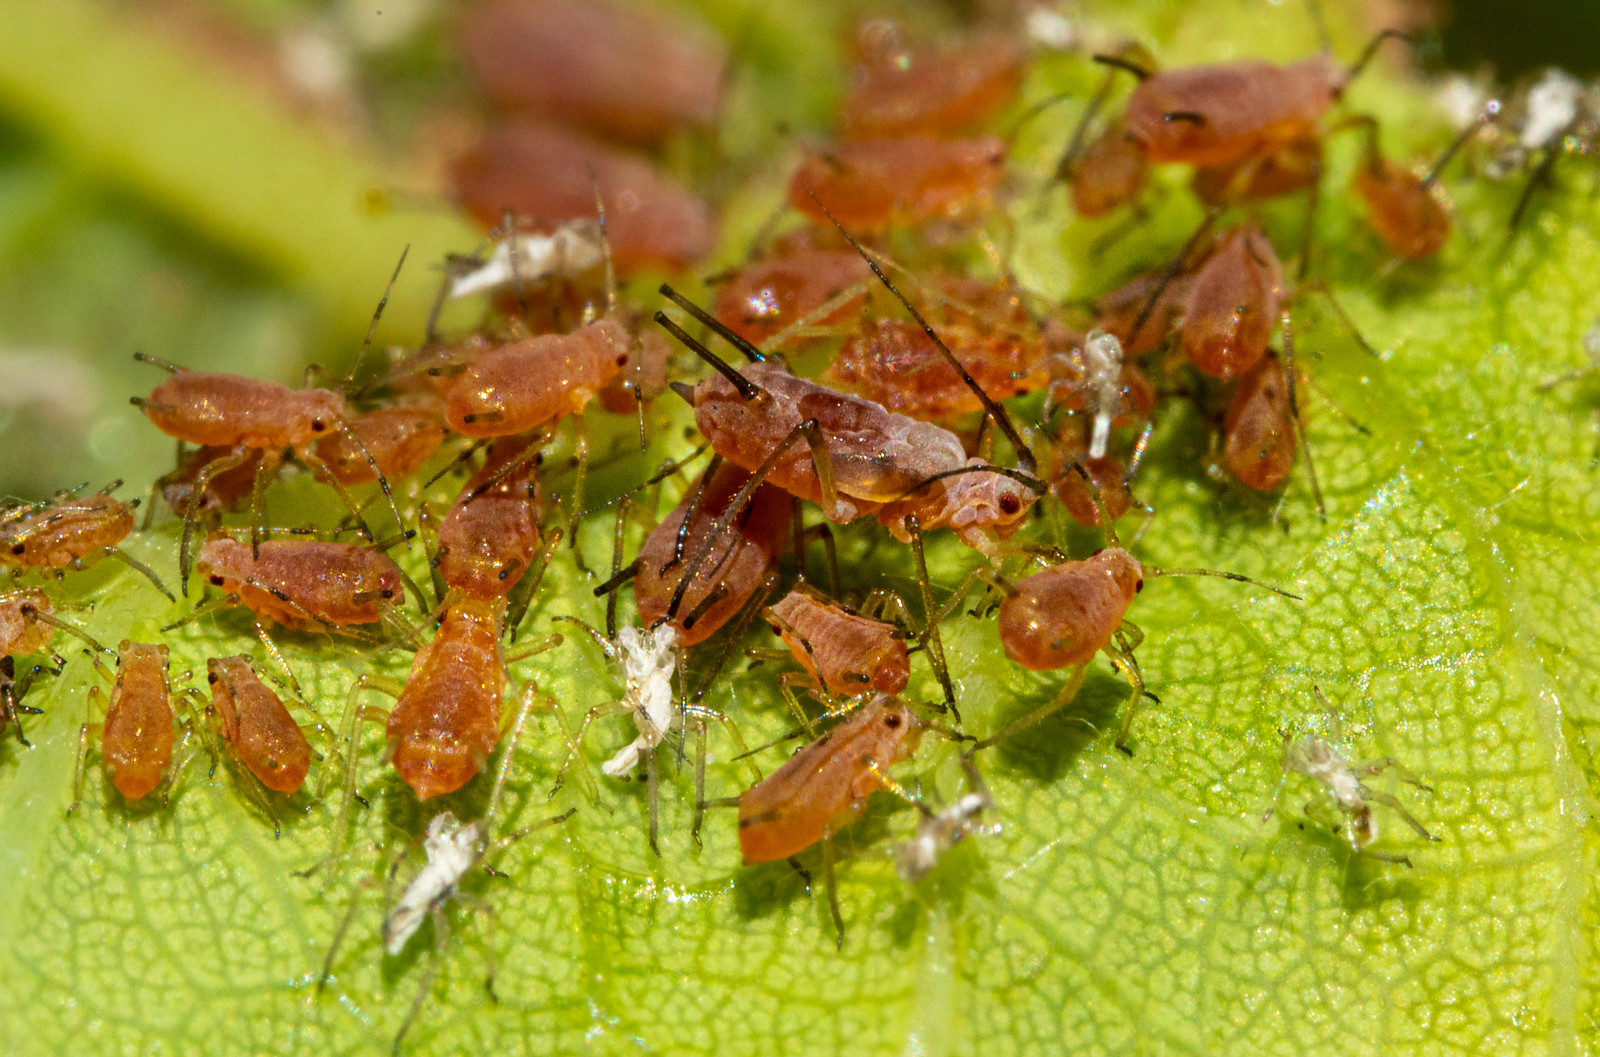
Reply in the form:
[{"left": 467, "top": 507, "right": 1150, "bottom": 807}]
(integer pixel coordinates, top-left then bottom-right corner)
[
  {"left": 597, "top": 326, "right": 674, "bottom": 416},
  {"left": 72, "top": 641, "right": 176, "bottom": 807},
  {"left": 193, "top": 535, "right": 406, "bottom": 632},
  {"left": 433, "top": 440, "right": 545, "bottom": 601},
  {"left": 0, "top": 482, "right": 171, "bottom": 598},
  {"left": 1222, "top": 352, "right": 1299, "bottom": 492},
  {"left": 312, "top": 405, "right": 447, "bottom": 486},
  {"left": 206, "top": 656, "right": 312, "bottom": 797},
  {"left": 1350, "top": 159, "right": 1450, "bottom": 260},
  {"left": 1067, "top": 121, "right": 1151, "bottom": 218},
  {"left": 1044, "top": 445, "right": 1136, "bottom": 529},
  {"left": 444, "top": 317, "right": 630, "bottom": 438},
  {"left": 1182, "top": 222, "right": 1284, "bottom": 379},
  {"left": 1191, "top": 133, "right": 1322, "bottom": 206},
  {"left": 452, "top": 117, "right": 716, "bottom": 274},
  {"left": 738, "top": 696, "right": 921, "bottom": 864},
  {"left": 765, "top": 586, "right": 909, "bottom": 699},
  {"left": 787, "top": 136, "right": 1006, "bottom": 231},
  {"left": 840, "top": 22, "right": 1027, "bottom": 140},
  {"left": 631, "top": 460, "right": 789, "bottom": 646},
  {"left": 458, "top": 0, "right": 727, "bottom": 145},
  {"left": 713, "top": 247, "right": 872, "bottom": 348},
  {"left": 387, "top": 596, "right": 508, "bottom": 800}
]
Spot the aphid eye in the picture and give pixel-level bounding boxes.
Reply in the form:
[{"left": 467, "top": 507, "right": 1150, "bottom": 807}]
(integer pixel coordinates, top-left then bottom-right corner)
[
  {"left": 9, "top": 543, "right": 23, "bottom": 555},
  {"left": 885, "top": 714, "right": 902, "bottom": 729},
  {"left": 380, "top": 588, "right": 395, "bottom": 599},
  {"left": 209, "top": 575, "right": 226, "bottom": 586},
  {"left": 310, "top": 419, "right": 327, "bottom": 432},
  {"left": 999, "top": 494, "right": 1022, "bottom": 515},
  {"left": 615, "top": 354, "right": 628, "bottom": 367},
  {"left": 207, "top": 672, "right": 218, "bottom": 683},
  {"left": 1135, "top": 579, "right": 1145, "bottom": 593}
]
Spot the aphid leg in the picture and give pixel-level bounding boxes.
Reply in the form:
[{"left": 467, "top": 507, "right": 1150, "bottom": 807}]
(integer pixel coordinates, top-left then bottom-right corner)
[
  {"left": 299, "top": 447, "right": 383, "bottom": 544},
  {"left": 1344, "top": 29, "right": 1414, "bottom": 84},
  {"left": 820, "top": 836, "right": 845, "bottom": 949},
  {"left": 417, "top": 506, "right": 449, "bottom": 608},
  {"left": 793, "top": 504, "right": 842, "bottom": 598},
  {"left": 179, "top": 447, "right": 250, "bottom": 594},
  {"left": 106, "top": 547, "right": 176, "bottom": 601},
  {"left": 319, "top": 674, "right": 405, "bottom": 863},
  {"left": 1509, "top": 145, "right": 1562, "bottom": 234},
  {"left": 644, "top": 740, "right": 661, "bottom": 856},
  {"left": 1106, "top": 625, "right": 1158, "bottom": 754},
  {"left": 1359, "top": 788, "right": 1439, "bottom": 843},
  {"left": 1054, "top": 61, "right": 1121, "bottom": 182},
  {"left": 973, "top": 663, "right": 1089, "bottom": 751},
  {"left": 1296, "top": 280, "right": 1377, "bottom": 357},
  {"left": 21, "top": 605, "right": 114, "bottom": 657},
  {"left": 1280, "top": 312, "right": 1326, "bottom": 521},
  {"left": 67, "top": 686, "right": 107, "bottom": 817},
  {"left": 504, "top": 527, "right": 563, "bottom": 642},
  {"left": 605, "top": 496, "right": 633, "bottom": 639},
  {"left": 312, "top": 864, "right": 384, "bottom": 995},
  {"left": 391, "top": 903, "right": 450, "bottom": 1055},
  {"left": 904, "top": 515, "right": 958, "bottom": 721}
]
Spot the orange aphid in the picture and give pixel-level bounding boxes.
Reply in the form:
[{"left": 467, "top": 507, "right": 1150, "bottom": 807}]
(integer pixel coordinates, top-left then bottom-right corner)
[
  {"left": 195, "top": 535, "right": 405, "bottom": 631},
  {"left": 206, "top": 655, "right": 311, "bottom": 795},
  {"left": 387, "top": 597, "right": 507, "bottom": 800},
  {"left": 0, "top": 588, "right": 66, "bottom": 657},
  {"left": 139, "top": 372, "right": 344, "bottom": 450},
  {"left": 738, "top": 696, "right": 921, "bottom": 864},
  {"left": 312, "top": 405, "right": 446, "bottom": 486},
  {"left": 1067, "top": 122, "right": 1150, "bottom": 218},
  {"left": 1046, "top": 448, "right": 1135, "bottom": 529},
  {"left": 597, "top": 326, "right": 673, "bottom": 415},
  {"left": 840, "top": 23, "right": 1026, "bottom": 139},
  {"left": 998, "top": 548, "right": 1144, "bottom": 671},
  {"left": 632, "top": 460, "right": 789, "bottom": 646},
  {"left": 765, "top": 587, "right": 909, "bottom": 698},
  {"left": 434, "top": 440, "right": 544, "bottom": 600},
  {"left": 1222, "top": 352, "right": 1298, "bottom": 492},
  {"left": 713, "top": 249, "right": 871, "bottom": 348},
  {"left": 452, "top": 117, "right": 716, "bottom": 273},
  {"left": 0, "top": 484, "right": 134, "bottom": 574},
  {"left": 787, "top": 136, "right": 1006, "bottom": 230},
  {"left": 99, "top": 641, "right": 176, "bottom": 803},
  {"left": 444, "top": 317, "right": 630, "bottom": 437},
  {"left": 1351, "top": 159, "right": 1450, "bottom": 259},
  {"left": 1182, "top": 222, "right": 1283, "bottom": 379},
  {"left": 1122, "top": 54, "right": 1344, "bottom": 168},
  {"left": 458, "top": 0, "right": 726, "bottom": 145}
]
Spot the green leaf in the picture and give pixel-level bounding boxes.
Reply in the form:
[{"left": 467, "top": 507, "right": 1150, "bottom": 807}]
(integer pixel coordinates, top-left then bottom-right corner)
[{"left": 1, "top": 1, "right": 1599, "bottom": 1055}]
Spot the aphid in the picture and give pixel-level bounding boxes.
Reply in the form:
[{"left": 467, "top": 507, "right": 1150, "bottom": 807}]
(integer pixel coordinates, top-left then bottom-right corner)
[
  {"left": 1268, "top": 704, "right": 1439, "bottom": 865},
  {"left": 713, "top": 244, "right": 871, "bottom": 348},
  {"left": 0, "top": 481, "right": 172, "bottom": 599},
  {"left": 70, "top": 641, "right": 185, "bottom": 810},
  {"left": 443, "top": 319, "right": 629, "bottom": 439},
  {"left": 1221, "top": 351, "right": 1299, "bottom": 493},
  {"left": 452, "top": 116, "right": 715, "bottom": 273},
  {"left": 458, "top": 0, "right": 726, "bottom": 145},
  {"left": 1347, "top": 105, "right": 1494, "bottom": 261},
  {"left": 187, "top": 533, "right": 412, "bottom": 637},
  {"left": 0, "top": 657, "right": 42, "bottom": 747},
  {"left": 0, "top": 590, "right": 109, "bottom": 746},
  {"left": 894, "top": 755, "right": 994, "bottom": 883},
  {"left": 315, "top": 680, "right": 574, "bottom": 1054},
  {"left": 1065, "top": 119, "right": 1150, "bottom": 217},
  {"left": 657, "top": 291, "right": 1039, "bottom": 556},
  {"left": 200, "top": 655, "right": 313, "bottom": 835},
  {"left": 989, "top": 495, "right": 1299, "bottom": 751},
  {"left": 840, "top": 20, "right": 1027, "bottom": 139},
  {"left": 735, "top": 695, "right": 921, "bottom": 940},
  {"left": 787, "top": 135, "right": 1007, "bottom": 231},
  {"left": 764, "top": 585, "right": 911, "bottom": 701},
  {"left": 131, "top": 340, "right": 408, "bottom": 593},
  {"left": 429, "top": 439, "right": 552, "bottom": 605},
  {"left": 627, "top": 459, "right": 790, "bottom": 646},
  {"left": 1181, "top": 221, "right": 1283, "bottom": 380},
  {"left": 152, "top": 445, "right": 278, "bottom": 525},
  {"left": 311, "top": 405, "right": 447, "bottom": 486}
]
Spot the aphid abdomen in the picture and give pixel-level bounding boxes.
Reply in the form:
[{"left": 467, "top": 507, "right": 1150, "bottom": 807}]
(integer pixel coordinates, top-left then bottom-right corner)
[
  {"left": 314, "top": 406, "right": 447, "bottom": 485},
  {"left": 633, "top": 463, "right": 788, "bottom": 645},
  {"left": 436, "top": 446, "right": 542, "bottom": 600},
  {"left": 142, "top": 372, "right": 344, "bottom": 450},
  {"left": 1182, "top": 224, "right": 1282, "bottom": 379},
  {"left": 737, "top": 698, "right": 920, "bottom": 864},
  {"left": 387, "top": 600, "right": 506, "bottom": 800},
  {"left": 102, "top": 643, "right": 174, "bottom": 802},
  {"left": 446, "top": 320, "right": 628, "bottom": 437},
  {"left": 1222, "top": 354, "right": 1297, "bottom": 492},
  {"left": 997, "top": 549, "right": 1143, "bottom": 670},
  {"left": 787, "top": 136, "right": 1006, "bottom": 230},
  {"left": 208, "top": 657, "right": 310, "bottom": 794},
  {"left": 197, "top": 537, "right": 404, "bottom": 629}
]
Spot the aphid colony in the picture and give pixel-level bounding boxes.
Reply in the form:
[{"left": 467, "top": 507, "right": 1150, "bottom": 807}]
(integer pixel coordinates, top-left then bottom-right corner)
[{"left": 12, "top": 0, "right": 1553, "bottom": 1044}]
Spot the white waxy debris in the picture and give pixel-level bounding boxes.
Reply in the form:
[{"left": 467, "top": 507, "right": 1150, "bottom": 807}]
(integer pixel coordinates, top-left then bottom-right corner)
[
  {"left": 383, "top": 812, "right": 485, "bottom": 955},
  {"left": 1025, "top": 7, "right": 1078, "bottom": 51},
  {"left": 448, "top": 220, "right": 607, "bottom": 301},
  {"left": 1521, "top": 68, "right": 1583, "bottom": 150},
  {"left": 895, "top": 789, "right": 995, "bottom": 883},
  {"left": 1080, "top": 329, "right": 1125, "bottom": 459},
  {"left": 601, "top": 625, "right": 681, "bottom": 778},
  {"left": 1435, "top": 75, "right": 1489, "bottom": 131}
]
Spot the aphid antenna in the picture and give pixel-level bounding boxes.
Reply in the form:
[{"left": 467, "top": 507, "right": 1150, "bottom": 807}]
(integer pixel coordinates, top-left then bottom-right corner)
[
  {"left": 1508, "top": 143, "right": 1565, "bottom": 234},
  {"left": 657, "top": 284, "right": 766, "bottom": 363},
  {"left": 1421, "top": 100, "right": 1502, "bottom": 190},
  {"left": 18, "top": 605, "right": 115, "bottom": 658},
  {"left": 1280, "top": 312, "right": 1327, "bottom": 521},
  {"left": 588, "top": 168, "right": 618, "bottom": 319},
  {"left": 1128, "top": 205, "right": 1226, "bottom": 348},
  {"left": 575, "top": 443, "right": 711, "bottom": 520},
  {"left": 314, "top": 426, "right": 409, "bottom": 548},
  {"left": 1055, "top": 59, "right": 1124, "bottom": 180},
  {"left": 340, "top": 245, "right": 409, "bottom": 391},
  {"left": 131, "top": 351, "right": 186, "bottom": 374},
  {"left": 462, "top": 434, "right": 546, "bottom": 501},
  {"left": 1090, "top": 52, "right": 1152, "bottom": 82},
  {"left": 806, "top": 191, "right": 1039, "bottom": 474},
  {"left": 1342, "top": 30, "right": 1415, "bottom": 89},
  {"left": 177, "top": 447, "right": 252, "bottom": 595},
  {"left": 903, "top": 514, "right": 959, "bottom": 721},
  {"left": 888, "top": 463, "right": 1052, "bottom": 505},
  {"left": 504, "top": 527, "right": 564, "bottom": 643},
  {"left": 106, "top": 548, "right": 176, "bottom": 601},
  {"left": 689, "top": 568, "right": 778, "bottom": 707},
  {"left": 654, "top": 311, "right": 762, "bottom": 400}
]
